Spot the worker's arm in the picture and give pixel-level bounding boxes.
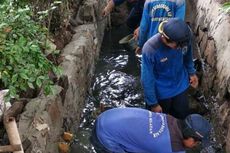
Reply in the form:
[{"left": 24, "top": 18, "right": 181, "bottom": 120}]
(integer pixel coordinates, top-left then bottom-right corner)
[
  {"left": 183, "top": 41, "right": 198, "bottom": 88},
  {"left": 138, "top": 2, "right": 150, "bottom": 48},
  {"left": 141, "top": 43, "right": 162, "bottom": 113},
  {"left": 102, "top": 0, "right": 127, "bottom": 16}
]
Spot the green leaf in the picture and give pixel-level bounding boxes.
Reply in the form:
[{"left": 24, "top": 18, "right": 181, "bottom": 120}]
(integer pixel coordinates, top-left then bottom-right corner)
[
  {"left": 36, "top": 78, "right": 42, "bottom": 87},
  {"left": 13, "top": 14, "right": 20, "bottom": 21},
  {"left": 53, "top": 66, "right": 63, "bottom": 77},
  {"left": 18, "top": 37, "right": 27, "bottom": 46},
  {"left": 222, "top": 2, "right": 230, "bottom": 12},
  {"left": 0, "top": 23, "right": 7, "bottom": 29},
  {"left": 20, "top": 73, "right": 29, "bottom": 80},
  {"left": 12, "top": 74, "right": 18, "bottom": 83},
  {"left": 38, "top": 76, "right": 45, "bottom": 80},
  {"left": 6, "top": 66, "right": 12, "bottom": 70},
  {"left": 53, "top": 1, "right": 62, "bottom": 4},
  {"left": 29, "top": 77, "right": 36, "bottom": 82},
  {"left": 9, "top": 86, "right": 17, "bottom": 98},
  {"left": 28, "top": 82, "right": 34, "bottom": 89},
  {"left": 20, "top": 83, "right": 27, "bottom": 91},
  {"left": 13, "top": 34, "right": 18, "bottom": 39}
]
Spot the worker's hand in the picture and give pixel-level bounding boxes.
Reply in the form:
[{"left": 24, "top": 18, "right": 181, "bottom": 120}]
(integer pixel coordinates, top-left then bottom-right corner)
[
  {"left": 102, "top": 0, "right": 115, "bottom": 16},
  {"left": 135, "top": 47, "right": 141, "bottom": 55},
  {"left": 150, "top": 104, "right": 162, "bottom": 113},
  {"left": 133, "top": 27, "right": 140, "bottom": 41},
  {"left": 102, "top": 6, "right": 111, "bottom": 16},
  {"left": 190, "top": 74, "right": 198, "bottom": 88}
]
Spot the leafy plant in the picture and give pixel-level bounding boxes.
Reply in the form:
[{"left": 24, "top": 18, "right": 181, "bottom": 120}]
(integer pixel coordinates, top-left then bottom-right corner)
[
  {"left": 222, "top": 2, "right": 230, "bottom": 13},
  {"left": 0, "top": 1, "right": 61, "bottom": 100}
]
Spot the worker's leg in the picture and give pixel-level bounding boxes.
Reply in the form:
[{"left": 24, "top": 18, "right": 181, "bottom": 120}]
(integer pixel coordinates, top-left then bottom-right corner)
[
  {"left": 126, "top": 7, "right": 142, "bottom": 31},
  {"left": 171, "top": 89, "right": 189, "bottom": 119},
  {"left": 158, "top": 98, "right": 173, "bottom": 114}
]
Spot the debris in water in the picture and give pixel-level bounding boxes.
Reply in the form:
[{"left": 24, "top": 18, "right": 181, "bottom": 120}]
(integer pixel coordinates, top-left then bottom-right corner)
[
  {"left": 63, "top": 132, "right": 74, "bottom": 142},
  {"left": 58, "top": 142, "right": 69, "bottom": 153}
]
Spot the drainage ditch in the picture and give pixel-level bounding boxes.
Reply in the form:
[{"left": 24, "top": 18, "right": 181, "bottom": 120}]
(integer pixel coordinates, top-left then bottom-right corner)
[{"left": 70, "top": 25, "right": 225, "bottom": 153}]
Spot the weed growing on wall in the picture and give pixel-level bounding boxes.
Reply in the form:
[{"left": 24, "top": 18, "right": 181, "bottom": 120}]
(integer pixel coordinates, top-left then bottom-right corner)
[
  {"left": 222, "top": 2, "right": 230, "bottom": 12},
  {"left": 0, "top": 1, "right": 61, "bottom": 100}
]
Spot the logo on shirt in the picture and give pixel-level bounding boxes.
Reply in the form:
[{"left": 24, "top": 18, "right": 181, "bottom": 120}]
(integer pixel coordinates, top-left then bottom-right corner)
[
  {"left": 160, "top": 57, "right": 168, "bottom": 63},
  {"left": 151, "top": 4, "right": 173, "bottom": 22},
  {"left": 149, "top": 112, "right": 166, "bottom": 138},
  {"left": 181, "top": 46, "right": 188, "bottom": 55}
]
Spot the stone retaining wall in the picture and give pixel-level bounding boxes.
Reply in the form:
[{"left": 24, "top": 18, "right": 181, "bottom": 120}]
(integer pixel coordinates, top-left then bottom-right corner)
[
  {"left": 18, "top": 0, "right": 107, "bottom": 152},
  {"left": 190, "top": 0, "right": 230, "bottom": 151}
]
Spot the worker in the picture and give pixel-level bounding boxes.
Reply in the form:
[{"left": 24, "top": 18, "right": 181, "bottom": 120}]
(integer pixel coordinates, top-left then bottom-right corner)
[
  {"left": 141, "top": 18, "right": 198, "bottom": 119},
  {"left": 90, "top": 107, "right": 212, "bottom": 153},
  {"left": 102, "top": 0, "right": 145, "bottom": 31},
  {"left": 135, "top": 0, "right": 186, "bottom": 54}
]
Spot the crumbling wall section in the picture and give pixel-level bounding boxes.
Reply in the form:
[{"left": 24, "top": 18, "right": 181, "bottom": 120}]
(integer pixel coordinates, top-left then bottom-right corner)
[
  {"left": 18, "top": 0, "right": 107, "bottom": 152},
  {"left": 191, "top": 0, "right": 230, "bottom": 151}
]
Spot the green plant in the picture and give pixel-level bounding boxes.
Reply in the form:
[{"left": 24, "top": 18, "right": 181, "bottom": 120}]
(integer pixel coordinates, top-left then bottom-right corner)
[
  {"left": 0, "top": 1, "right": 61, "bottom": 100},
  {"left": 222, "top": 2, "right": 230, "bottom": 12}
]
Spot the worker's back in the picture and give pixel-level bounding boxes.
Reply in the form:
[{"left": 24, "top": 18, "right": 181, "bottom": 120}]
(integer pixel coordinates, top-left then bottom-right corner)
[
  {"left": 96, "top": 107, "right": 176, "bottom": 153},
  {"left": 138, "top": 0, "right": 186, "bottom": 48}
]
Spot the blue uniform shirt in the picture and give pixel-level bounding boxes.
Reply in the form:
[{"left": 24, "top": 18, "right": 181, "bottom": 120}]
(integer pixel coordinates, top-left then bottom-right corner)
[
  {"left": 141, "top": 34, "right": 196, "bottom": 105},
  {"left": 138, "top": 0, "right": 186, "bottom": 48},
  {"left": 96, "top": 107, "right": 186, "bottom": 153}
]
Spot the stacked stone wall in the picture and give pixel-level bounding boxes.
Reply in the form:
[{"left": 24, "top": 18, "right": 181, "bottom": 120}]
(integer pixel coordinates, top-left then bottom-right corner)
[{"left": 189, "top": 0, "right": 230, "bottom": 151}]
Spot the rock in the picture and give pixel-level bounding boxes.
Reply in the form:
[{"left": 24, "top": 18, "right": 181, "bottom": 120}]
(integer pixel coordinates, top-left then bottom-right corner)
[
  {"left": 58, "top": 142, "right": 69, "bottom": 153},
  {"left": 204, "top": 39, "right": 217, "bottom": 68},
  {"left": 63, "top": 132, "right": 73, "bottom": 142}
]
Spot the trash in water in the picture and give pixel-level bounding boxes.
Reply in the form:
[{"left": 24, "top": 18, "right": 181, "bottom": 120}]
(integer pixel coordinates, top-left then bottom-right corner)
[
  {"left": 119, "top": 34, "right": 138, "bottom": 51},
  {"left": 63, "top": 132, "right": 74, "bottom": 142}
]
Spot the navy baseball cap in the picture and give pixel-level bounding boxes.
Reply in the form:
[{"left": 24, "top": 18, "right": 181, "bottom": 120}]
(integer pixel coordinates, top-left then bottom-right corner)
[
  {"left": 158, "top": 18, "right": 191, "bottom": 48},
  {"left": 185, "top": 114, "right": 212, "bottom": 148}
]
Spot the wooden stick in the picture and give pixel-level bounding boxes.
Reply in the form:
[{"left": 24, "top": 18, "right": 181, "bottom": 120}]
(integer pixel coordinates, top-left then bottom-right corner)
[
  {"left": 4, "top": 117, "right": 24, "bottom": 153},
  {"left": 0, "top": 144, "right": 21, "bottom": 152}
]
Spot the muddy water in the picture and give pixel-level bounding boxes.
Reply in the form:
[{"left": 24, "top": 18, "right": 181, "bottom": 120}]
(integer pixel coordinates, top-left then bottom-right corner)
[{"left": 70, "top": 26, "right": 224, "bottom": 153}]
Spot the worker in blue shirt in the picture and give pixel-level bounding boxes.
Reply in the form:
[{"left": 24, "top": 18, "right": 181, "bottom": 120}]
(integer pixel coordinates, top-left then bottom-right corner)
[
  {"left": 141, "top": 18, "right": 198, "bottom": 119},
  {"left": 102, "top": 0, "right": 145, "bottom": 31},
  {"left": 135, "top": 0, "right": 186, "bottom": 54},
  {"left": 90, "top": 107, "right": 212, "bottom": 153}
]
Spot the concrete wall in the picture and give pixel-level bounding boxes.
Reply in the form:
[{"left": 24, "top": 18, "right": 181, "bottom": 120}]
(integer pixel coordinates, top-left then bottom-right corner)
[
  {"left": 190, "top": 0, "right": 230, "bottom": 151},
  {"left": 18, "top": 0, "right": 107, "bottom": 152}
]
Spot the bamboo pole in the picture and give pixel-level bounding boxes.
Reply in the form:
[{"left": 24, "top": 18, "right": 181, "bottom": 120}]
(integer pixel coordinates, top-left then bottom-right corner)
[
  {"left": 0, "top": 144, "right": 21, "bottom": 152},
  {"left": 4, "top": 117, "right": 24, "bottom": 153}
]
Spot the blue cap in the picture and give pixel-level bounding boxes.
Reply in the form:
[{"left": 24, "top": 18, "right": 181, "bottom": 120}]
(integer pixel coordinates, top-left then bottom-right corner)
[
  {"left": 185, "top": 114, "right": 212, "bottom": 147},
  {"left": 158, "top": 18, "right": 191, "bottom": 47}
]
